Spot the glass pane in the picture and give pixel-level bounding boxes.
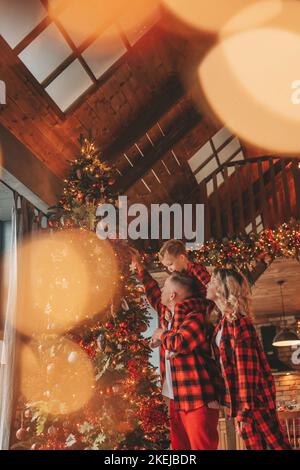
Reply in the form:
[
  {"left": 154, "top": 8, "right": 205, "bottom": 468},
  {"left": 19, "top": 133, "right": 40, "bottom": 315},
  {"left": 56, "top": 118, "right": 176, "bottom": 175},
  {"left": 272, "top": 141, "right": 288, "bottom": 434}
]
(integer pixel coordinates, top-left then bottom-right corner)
[
  {"left": 206, "top": 172, "right": 224, "bottom": 196},
  {"left": 58, "top": 0, "right": 107, "bottom": 47},
  {"left": 212, "top": 127, "right": 232, "bottom": 150},
  {"left": 18, "top": 23, "right": 72, "bottom": 83},
  {"left": 82, "top": 25, "right": 126, "bottom": 79},
  {"left": 188, "top": 141, "right": 213, "bottom": 173},
  {"left": 119, "top": 2, "right": 160, "bottom": 45},
  {"left": 195, "top": 157, "right": 218, "bottom": 184},
  {"left": 0, "top": 0, "right": 47, "bottom": 49},
  {"left": 45, "top": 59, "right": 93, "bottom": 111},
  {"left": 218, "top": 137, "right": 241, "bottom": 164},
  {"left": 0, "top": 183, "right": 13, "bottom": 222}
]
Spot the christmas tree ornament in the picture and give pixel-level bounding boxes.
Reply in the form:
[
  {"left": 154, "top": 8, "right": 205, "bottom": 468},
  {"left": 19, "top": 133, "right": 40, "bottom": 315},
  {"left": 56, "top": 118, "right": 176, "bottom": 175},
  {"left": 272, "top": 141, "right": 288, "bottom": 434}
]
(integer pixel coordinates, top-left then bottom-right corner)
[
  {"left": 67, "top": 351, "right": 78, "bottom": 363},
  {"left": 121, "top": 298, "right": 129, "bottom": 311},
  {"left": 16, "top": 427, "right": 29, "bottom": 441},
  {"left": 96, "top": 333, "right": 106, "bottom": 352},
  {"left": 30, "top": 443, "right": 40, "bottom": 450},
  {"left": 47, "top": 425, "right": 59, "bottom": 437}
]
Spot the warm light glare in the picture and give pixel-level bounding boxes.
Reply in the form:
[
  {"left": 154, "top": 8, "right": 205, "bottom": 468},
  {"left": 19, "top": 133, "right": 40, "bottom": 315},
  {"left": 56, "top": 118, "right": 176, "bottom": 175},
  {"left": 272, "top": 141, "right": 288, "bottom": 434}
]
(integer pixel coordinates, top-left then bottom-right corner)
[
  {"left": 16, "top": 230, "right": 119, "bottom": 336},
  {"left": 162, "top": 0, "right": 278, "bottom": 35},
  {"left": 198, "top": 27, "right": 300, "bottom": 154},
  {"left": 20, "top": 337, "right": 95, "bottom": 415},
  {"left": 50, "top": 0, "right": 160, "bottom": 46}
]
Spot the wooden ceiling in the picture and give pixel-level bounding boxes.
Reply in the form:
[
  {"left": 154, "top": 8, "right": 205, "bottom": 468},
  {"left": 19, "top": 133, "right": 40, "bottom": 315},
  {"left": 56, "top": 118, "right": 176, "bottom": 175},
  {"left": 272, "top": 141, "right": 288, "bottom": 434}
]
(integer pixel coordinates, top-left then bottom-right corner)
[
  {"left": 153, "top": 259, "right": 300, "bottom": 320},
  {"left": 0, "top": 4, "right": 225, "bottom": 208},
  {"left": 252, "top": 258, "right": 300, "bottom": 318},
  {"left": 1, "top": 2, "right": 280, "bottom": 214}
]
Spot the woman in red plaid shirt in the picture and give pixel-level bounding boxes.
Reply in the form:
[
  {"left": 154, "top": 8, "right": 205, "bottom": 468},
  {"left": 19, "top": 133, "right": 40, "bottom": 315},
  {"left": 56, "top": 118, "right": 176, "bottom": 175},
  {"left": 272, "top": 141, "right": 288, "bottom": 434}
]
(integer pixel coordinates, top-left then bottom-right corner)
[{"left": 207, "top": 268, "right": 292, "bottom": 450}]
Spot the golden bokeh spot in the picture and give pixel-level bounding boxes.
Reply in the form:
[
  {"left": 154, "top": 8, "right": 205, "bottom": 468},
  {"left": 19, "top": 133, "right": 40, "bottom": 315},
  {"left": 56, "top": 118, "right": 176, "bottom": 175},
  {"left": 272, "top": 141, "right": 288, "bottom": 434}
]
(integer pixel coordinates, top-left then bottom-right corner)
[
  {"left": 49, "top": 0, "right": 160, "bottom": 48},
  {"left": 198, "top": 25, "right": 300, "bottom": 154},
  {"left": 16, "top": 230, "right": 119, "bottom": 336},
  {"left": 162, "top": 0, "right": 267, "bottom": 35},
  {"left": 20, "top": 336, "right": 95, "bottom": 415}
]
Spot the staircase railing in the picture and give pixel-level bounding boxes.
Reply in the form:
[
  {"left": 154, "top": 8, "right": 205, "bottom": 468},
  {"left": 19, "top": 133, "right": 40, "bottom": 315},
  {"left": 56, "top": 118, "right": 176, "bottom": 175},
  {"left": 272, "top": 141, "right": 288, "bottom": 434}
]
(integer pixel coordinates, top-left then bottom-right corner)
[{"left": 199, "top": 157, "right": 300, "bottom": 241}]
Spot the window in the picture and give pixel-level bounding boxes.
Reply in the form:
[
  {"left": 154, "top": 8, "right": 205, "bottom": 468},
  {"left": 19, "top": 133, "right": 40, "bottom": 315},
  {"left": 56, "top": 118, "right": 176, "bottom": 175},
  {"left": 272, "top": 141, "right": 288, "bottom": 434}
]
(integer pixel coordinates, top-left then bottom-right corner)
[
  {"left": 0, "top": 0, "right": 47, "bottom": 49},
  {"left": 18, "top": 23, "right": 72, "bottom": 83},
  {"left": 45, "top": 59, "right": 94, "bottom": 112},
  {"left": 82, "top": 26, "right": 127, "bottom": 80},
  {"left": 188, "top": 127, "right": 245, "bottom": 191},
  {"left": 0, "top": 0, "right": 161, "bottom": 112}
]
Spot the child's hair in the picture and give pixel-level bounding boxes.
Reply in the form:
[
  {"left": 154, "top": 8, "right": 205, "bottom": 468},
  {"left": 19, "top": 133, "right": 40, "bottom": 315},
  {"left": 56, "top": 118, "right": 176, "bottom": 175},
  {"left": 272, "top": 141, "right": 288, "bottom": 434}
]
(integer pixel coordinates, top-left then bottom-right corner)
[
  {"left": 212, "top": 268, "right": 253, "bottom": 321},
  {"left": 169, "top": 272, "right": 198, "bottom": 297},
  {"left": 159, "top": 239, "right": 186, "bottom": 260}
]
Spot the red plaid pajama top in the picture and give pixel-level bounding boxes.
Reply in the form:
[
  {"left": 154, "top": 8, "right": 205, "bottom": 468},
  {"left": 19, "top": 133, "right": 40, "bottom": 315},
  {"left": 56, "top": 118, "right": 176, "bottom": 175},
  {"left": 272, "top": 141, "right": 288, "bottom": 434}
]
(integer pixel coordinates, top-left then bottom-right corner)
[
  {"left": 138, "top": 269, "right": 224, "bottom": 411},
  {"left": 212, "top": 314, "right": 277, "bottom": 419}
]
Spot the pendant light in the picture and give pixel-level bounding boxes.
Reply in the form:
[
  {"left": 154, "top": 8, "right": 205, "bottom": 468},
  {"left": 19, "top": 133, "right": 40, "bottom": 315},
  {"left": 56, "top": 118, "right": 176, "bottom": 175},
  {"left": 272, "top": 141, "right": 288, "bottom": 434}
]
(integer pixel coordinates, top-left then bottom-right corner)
[{"left": 272, "top": 280, "right": 300, "bottom": 347}]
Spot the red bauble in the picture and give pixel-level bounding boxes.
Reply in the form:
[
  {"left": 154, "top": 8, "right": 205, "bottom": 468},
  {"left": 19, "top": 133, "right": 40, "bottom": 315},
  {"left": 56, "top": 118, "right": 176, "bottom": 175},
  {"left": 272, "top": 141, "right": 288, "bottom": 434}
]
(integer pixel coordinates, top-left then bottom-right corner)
[
  {"left": 31, "top": 443, "right": 41, "bottom": 450},
  {"left": 47, "top": 425, "right": 59, "bottom": 437},
  {"left": 139, "top": 323, "right": 148, "bottom": 333},
  {"left": 16, "top": 427, "right": 29, "bottom": 441}
]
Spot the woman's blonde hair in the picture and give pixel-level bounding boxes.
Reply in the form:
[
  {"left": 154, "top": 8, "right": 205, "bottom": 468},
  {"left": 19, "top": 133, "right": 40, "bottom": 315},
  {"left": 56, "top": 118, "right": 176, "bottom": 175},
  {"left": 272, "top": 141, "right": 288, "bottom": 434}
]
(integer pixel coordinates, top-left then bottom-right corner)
[{"left": 212, "top": 268, "right": 253, "bottom": 321}]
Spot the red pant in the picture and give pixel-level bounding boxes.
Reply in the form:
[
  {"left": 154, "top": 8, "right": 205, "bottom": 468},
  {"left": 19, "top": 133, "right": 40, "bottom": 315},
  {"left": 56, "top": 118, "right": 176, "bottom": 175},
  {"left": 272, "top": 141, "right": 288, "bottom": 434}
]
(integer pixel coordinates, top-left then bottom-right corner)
[{"left": 169, "top": 400, "right": 219, "bottom": 450}]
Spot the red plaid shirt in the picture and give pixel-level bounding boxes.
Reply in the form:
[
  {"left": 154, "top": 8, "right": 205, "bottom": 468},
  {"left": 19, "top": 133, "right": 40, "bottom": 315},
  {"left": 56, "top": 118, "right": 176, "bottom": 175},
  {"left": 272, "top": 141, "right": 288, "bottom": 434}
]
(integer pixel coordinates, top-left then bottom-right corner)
[
  {"left": 212, "top": 314, "right": 277, "bottom": 418},
  {"left": 185, "top": 261, "right": 211, "bottom": 297},
  {"left": 138, "top": 269, "right": 224, "bottom": 411}
]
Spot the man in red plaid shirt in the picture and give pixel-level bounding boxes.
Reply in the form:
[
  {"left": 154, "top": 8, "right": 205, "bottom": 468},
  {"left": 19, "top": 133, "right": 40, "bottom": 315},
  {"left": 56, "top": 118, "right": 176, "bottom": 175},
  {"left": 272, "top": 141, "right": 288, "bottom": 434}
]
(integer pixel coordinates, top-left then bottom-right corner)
[{"left": 130, "top": 248, "right": 224, "bottom": 450}]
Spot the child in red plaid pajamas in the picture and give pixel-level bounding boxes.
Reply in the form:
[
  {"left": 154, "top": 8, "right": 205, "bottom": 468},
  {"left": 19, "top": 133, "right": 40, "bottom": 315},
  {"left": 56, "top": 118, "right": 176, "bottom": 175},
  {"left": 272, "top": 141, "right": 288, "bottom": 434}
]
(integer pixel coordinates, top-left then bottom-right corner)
[
  {"left": 207, "top": 268, "right": 292, "bottom": 450},
  {"left": 130, "top": 248, "right": 224, "bottom": 450},
  {"left": 158, "top": 239, "right": 211, "bottom": 299}
]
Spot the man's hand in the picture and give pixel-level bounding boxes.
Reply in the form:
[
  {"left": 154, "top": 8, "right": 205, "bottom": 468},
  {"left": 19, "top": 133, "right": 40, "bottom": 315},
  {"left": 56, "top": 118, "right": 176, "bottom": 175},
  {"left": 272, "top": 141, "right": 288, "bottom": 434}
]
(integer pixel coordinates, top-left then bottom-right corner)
[
  {"left": 149, "top": 338, "right": 161, "bottom": 349},
  {"left": 129, "top": 247, "right": 144, "bottom": 271},
  {"left": 151, "top": 327, "right": 164, "bottom": 343}
]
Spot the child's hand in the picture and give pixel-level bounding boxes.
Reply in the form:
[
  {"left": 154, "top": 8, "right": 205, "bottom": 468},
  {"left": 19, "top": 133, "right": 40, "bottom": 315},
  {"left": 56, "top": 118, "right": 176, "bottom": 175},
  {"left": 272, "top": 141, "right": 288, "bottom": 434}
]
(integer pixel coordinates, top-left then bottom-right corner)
[{"left": 129, "top": 247, "right": 143, "bottom": 271}]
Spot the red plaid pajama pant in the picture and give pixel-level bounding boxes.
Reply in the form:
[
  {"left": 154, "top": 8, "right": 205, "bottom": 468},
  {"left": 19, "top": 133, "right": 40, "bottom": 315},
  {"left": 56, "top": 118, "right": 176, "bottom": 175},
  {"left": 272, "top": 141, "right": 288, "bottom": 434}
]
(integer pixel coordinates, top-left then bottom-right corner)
[{"left": 236, "top": 409, "right": 292, "bottom": 450}]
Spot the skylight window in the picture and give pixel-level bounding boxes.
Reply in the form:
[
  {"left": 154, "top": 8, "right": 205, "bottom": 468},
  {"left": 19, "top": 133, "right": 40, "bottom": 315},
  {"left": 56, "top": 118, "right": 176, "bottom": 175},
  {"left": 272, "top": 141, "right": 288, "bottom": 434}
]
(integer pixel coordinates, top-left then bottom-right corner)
[
  {"left": 57, "top": 0, "right": 107, "bottom": 47},
  {"left": 188, "top": 127, "right": 245, "bottom": 188},
  {"left": 82, "top": 25, "right": 126, "bottom": 79},
  {"left": 211, "top": 126, "right": 232, "bottom": 150},
  {"left": 18, "top": 23, "right": 72, "bottom": 83},
  {"left": 195, "top": 157, "right": 218, "bottom": 184},
  {"left": 45, "top": 59, "right": 94, "bottom": 112},
  {"left": 188, "top": 142, "right": 212, "bottom": 173},
  {"left": 0, "top": 0, "right": 47, "bottom": 49},
  {"left": 0, "top": 0, "right": 161, "bottom": 113},
  {"left": 218, "top": 137, "right": 240, "bottom": 165}
]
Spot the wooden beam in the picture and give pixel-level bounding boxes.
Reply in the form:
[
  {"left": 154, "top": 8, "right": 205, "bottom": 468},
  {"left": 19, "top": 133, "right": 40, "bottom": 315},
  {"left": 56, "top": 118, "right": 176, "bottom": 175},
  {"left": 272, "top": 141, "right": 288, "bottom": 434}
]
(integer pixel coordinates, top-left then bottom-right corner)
[
  {"left": 0, "top": 124, "right": 63, "bottom": 206},
  {"left": 116, "top": 106, "right": 202, "bottom": 193},
  {"left": 103, "top": 78, "right": 186, "bottom": 165}
]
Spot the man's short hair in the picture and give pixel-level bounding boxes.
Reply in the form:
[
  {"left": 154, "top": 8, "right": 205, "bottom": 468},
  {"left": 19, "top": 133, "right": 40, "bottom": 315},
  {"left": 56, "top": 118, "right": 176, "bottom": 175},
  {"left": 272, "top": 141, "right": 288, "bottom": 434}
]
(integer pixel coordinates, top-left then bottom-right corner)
[
  {"left": 169, "top": 272, "right": 198, "bottom": 297},
  {"left": 159, "top": 239, "right": 186, "bottom": 260}
]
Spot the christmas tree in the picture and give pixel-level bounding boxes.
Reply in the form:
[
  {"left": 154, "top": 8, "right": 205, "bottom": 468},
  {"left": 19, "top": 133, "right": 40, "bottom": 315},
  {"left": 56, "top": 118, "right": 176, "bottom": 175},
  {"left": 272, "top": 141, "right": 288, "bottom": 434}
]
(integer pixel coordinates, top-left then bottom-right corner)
[{"left": 12, "top": 136, "right": 169, "bottom": 450}]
